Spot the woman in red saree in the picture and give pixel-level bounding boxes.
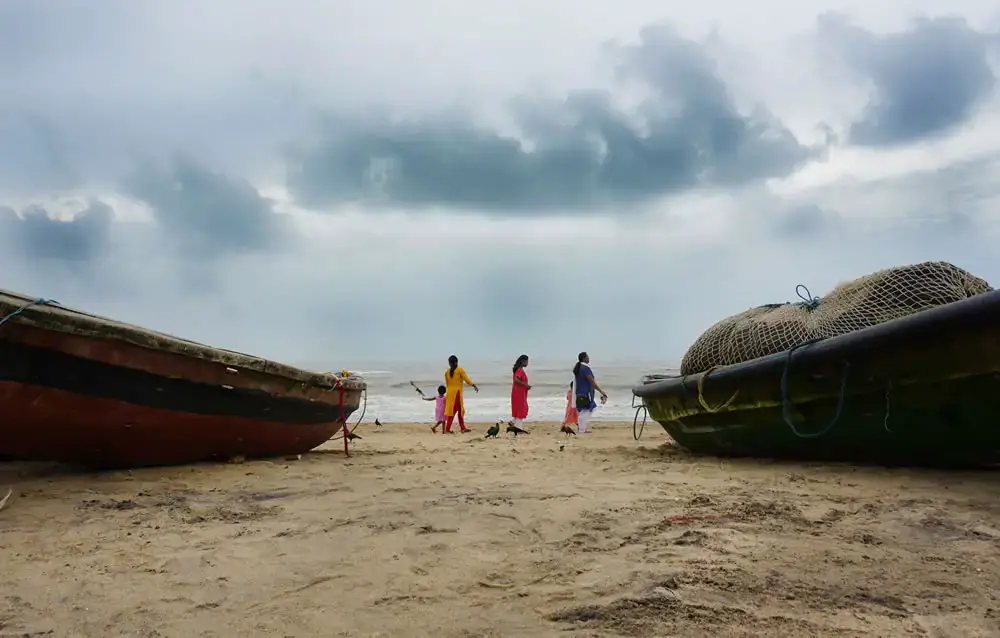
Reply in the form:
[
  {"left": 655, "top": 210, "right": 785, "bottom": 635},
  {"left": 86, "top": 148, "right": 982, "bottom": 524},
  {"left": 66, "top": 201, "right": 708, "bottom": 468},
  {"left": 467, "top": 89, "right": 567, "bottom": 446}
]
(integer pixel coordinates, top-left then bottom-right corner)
[{"left": 511, "top": 354, "right": 531, "bottom": 431}]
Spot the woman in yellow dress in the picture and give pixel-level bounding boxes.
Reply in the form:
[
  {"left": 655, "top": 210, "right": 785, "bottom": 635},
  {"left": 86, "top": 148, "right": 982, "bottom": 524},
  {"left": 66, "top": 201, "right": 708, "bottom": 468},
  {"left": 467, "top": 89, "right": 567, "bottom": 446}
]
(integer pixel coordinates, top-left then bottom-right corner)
[{"left": 443, "top": 354, "right": 478, "bottom": 433}]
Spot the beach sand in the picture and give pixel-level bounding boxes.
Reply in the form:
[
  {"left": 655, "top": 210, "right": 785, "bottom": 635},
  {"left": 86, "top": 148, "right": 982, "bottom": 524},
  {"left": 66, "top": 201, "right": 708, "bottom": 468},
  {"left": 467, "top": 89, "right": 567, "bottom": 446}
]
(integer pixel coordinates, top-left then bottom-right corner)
[{"left": 2, "top": 422, "right": 1000, "bottom": 637}]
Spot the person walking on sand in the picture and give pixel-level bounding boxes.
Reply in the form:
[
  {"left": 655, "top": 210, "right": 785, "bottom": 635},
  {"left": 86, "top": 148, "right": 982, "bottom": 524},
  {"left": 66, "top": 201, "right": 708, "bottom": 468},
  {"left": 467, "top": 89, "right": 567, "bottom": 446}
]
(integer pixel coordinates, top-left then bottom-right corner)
[
  {"left": 444, "top": 355, "right": 478, "bottom": 434},
  {"left": 573, "top": 351, "right": 607, "bottom": 434},
  {"left": 421, "top": 385, "right": 447, "bottom": 433},
  {"left": 511, "top": 354, "right": 531, "bottom": 432}
]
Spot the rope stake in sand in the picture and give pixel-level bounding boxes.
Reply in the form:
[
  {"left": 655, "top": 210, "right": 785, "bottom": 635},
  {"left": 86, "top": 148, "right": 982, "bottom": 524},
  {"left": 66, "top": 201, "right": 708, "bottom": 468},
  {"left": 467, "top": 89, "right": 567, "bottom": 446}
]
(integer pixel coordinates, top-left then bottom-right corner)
[
  {"left": 0, "top": 487, "right": 12, "bottom": 513},
  {"left": 338, "top": 382, "right": 350, "bottom": 457}
]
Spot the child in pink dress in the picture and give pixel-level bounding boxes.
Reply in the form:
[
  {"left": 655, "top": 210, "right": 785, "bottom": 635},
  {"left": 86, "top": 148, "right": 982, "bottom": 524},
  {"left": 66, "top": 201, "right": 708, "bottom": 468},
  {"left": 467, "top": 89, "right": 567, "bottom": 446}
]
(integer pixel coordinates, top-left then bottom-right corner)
[
  {"left": 422, "top": 385, "right": 447, "bottom": 433},
  {"left": 562, "top": 382, "right": 579, "bottom": 427}
]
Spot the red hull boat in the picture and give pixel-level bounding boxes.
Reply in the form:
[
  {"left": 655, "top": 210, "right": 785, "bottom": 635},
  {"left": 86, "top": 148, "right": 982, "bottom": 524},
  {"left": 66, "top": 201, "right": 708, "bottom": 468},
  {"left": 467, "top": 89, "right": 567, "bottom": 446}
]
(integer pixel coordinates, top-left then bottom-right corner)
[{"left": 0, "top": 290, "right": 366, "bottom": 468}]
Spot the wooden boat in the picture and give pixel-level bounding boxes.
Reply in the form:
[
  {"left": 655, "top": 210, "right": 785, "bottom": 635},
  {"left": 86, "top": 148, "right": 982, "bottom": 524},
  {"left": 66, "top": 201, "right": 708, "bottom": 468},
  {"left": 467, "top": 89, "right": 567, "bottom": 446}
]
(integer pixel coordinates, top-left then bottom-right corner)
[
  {"left": 632, "top": 289, "right": 1000, "bottom": 467},
  {"left": 0, "top": 289, "right": 367, "bottom": 468}
]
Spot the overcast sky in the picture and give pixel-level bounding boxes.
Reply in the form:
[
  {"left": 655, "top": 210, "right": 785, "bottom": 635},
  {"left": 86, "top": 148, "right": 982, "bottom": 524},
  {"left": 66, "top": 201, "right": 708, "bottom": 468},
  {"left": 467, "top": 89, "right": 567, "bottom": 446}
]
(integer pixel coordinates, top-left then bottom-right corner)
[{"left": 2, "top": 0, "right": 999, "bottom": 367}]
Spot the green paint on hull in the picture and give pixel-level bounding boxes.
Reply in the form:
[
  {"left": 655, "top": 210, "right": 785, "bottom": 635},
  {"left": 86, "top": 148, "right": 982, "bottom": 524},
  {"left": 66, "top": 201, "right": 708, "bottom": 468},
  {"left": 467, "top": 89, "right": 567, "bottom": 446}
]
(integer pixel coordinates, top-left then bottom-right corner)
[{"left": 644, "top": 372, "right": 1000, "bottom": 467}]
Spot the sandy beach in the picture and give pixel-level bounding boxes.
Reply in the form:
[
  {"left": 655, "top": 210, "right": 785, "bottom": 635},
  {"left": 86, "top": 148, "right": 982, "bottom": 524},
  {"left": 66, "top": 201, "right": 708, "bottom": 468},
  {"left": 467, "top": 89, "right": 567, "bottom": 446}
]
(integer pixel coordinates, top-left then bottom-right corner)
[{"left": 3, "top": 421, "right": 1000, "bottom": 637}]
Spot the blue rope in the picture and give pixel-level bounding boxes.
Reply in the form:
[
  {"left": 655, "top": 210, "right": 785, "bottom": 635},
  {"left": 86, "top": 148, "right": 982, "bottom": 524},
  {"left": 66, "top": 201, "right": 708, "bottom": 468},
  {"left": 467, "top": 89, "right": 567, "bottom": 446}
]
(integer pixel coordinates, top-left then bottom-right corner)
[
  {"left": 780, "top": 338, "right": 850, "bottom": 439},
  {"left": 0, "top": 298, "right": 56, "bottom": 328},
  {"left": 795, "top": 284, "right": 821, "bottom": 310}
]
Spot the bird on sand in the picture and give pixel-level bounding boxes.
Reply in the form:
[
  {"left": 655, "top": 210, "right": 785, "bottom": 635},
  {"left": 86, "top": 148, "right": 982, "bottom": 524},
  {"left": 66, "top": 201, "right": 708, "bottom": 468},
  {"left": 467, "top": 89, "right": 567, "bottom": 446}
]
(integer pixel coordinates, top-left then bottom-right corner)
[
  {"left": 560, "top": 425, "right": 577, "bottom": 436},
  {"left": 345, "top": 431, "right": 362, "bottom": 441},
  {"left": 506, "top": 423, "right": 528, "bottom": 436},
  {"left": 375, "top": 418, "right": 384, "bottom": 430},
  {"left": 485, "top": 422, "right": 501, "bottom": 438}
]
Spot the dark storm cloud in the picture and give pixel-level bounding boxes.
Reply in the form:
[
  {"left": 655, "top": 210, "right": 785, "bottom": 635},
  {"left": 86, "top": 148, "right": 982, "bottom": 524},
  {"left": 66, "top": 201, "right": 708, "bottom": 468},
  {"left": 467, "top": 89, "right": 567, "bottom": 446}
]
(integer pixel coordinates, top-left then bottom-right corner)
[
  {"left": 806, "top": 152, "right": 1000, "bottom": 223},
  {"left": 285, "top": 25, "right": 819, "bottom": 213},
  {"left": 122, "top": 157, "right": 292, "bottom": 258},
  {"left": 771, "top": 203, "right": 844, "bottom": 237},
  {"left": 472, "top": 258, "right": 564, "bottom": 324},
  {"left": 0, "top": 0, "right": 307, "bottom": 199},
  {"left": 0, "top": 0, "right": 141, "bottom": 72},
  {"left": 899, "top": 154, "right": 1000, "bottom": 226},
  {"left": 0, "top": 93, "right": 309, "bottom": 201},
  {"left": 0, "top": 111, "right": 80, "bottom": 195},
  {"left": 817, "top": 14, "right": 998, "bottom": 147},
  {"left": 0, "top": 199, "right": 113, "bottom": 262}
]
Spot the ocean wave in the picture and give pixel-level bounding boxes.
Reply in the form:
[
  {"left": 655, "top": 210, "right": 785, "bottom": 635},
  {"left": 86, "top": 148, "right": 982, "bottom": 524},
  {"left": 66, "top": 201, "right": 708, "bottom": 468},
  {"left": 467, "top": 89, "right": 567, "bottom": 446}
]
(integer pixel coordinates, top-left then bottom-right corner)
[
  {"left": 360, "top": 394, "right": 637, "bottom": 423},
  {"left": 389, "top": 380, "right": 588, "bottom": 391},
  {"left": 371, "top": 364, "right": 678, "bottom": 400}
]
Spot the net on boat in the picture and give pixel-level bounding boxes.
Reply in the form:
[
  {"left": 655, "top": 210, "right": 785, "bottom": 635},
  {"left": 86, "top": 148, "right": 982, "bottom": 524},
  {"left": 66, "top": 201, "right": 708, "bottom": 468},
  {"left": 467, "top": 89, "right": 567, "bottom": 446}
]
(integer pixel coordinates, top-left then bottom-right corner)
[{"left": 679, "top": 261, "right": 993, "bottom": 375}]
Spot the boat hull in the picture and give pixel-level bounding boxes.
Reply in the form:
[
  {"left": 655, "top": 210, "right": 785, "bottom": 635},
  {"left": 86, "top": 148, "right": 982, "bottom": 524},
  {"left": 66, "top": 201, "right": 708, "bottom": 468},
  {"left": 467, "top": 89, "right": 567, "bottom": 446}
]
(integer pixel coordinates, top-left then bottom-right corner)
[
  {"left": 0, "top": 293, "right": 365, "bottom": 468},
  {"left": 633, "top": 289, "right": 1000, "bottom": 468},
  {"left": 644, "top": 373, "right": 1000, "bottom": 467},
  {"left": 0, "top": 381, "right": 359, "bottom": 468}
]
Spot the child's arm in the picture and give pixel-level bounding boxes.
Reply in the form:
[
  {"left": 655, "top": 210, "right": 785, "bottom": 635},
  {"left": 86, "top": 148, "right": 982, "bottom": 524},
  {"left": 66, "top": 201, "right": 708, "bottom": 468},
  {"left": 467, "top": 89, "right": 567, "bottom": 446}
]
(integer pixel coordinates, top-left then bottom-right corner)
[{"left": 421, "top": 396, "right": 435, "bottom": 401}]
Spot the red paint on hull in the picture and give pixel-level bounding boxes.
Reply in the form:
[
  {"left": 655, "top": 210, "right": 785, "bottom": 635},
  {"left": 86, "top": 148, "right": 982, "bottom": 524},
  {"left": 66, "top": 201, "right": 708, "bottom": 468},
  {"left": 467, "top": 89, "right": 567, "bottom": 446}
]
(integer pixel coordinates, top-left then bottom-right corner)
[{"left": 0, "top": 381, "right": 362, "bottom": 468}]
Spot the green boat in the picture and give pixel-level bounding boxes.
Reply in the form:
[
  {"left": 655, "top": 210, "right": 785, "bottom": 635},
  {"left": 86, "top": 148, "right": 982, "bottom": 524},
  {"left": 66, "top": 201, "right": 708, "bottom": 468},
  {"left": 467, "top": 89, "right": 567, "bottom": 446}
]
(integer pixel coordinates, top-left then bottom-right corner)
[{"left": 632, "top": 289, "right": 1000, "bottom": 468}]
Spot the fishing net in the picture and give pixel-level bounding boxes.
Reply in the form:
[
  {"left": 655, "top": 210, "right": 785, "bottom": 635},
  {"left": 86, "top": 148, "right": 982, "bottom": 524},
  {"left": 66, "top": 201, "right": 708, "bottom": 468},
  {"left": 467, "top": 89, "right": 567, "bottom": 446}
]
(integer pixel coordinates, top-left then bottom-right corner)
[{"left": 679, "top": 261, "right": 993, "bottom": 375}]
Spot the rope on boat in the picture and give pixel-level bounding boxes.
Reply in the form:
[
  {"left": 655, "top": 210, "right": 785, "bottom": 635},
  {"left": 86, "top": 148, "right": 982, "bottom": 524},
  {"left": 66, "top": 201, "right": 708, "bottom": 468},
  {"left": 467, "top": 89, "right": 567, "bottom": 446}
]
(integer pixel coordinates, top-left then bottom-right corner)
[
  {"left": 780, "top": 338, "right": 849, "bottom": 439},
  {"left": 354, "top": 387, "right": 368, "bottom": 428},
  {"left": 697, "top": 366, "right": 740, "bottom": 413},
  {"left": 0, "top": 298, "right": 56, "bottom": 328},
  {"left": 795, "top": 284, "right": 821, "bottom": 310},
  {"left": 883, "top": 380, "right": 893, "bottom": 433},
  {"left": 633, "top": 404, "right": 647, "bottom": 440}
]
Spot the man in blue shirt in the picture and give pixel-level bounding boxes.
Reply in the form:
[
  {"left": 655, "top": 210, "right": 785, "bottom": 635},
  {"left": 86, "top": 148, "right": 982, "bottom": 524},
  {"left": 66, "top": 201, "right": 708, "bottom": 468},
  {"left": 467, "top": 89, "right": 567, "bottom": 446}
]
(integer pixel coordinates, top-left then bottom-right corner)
[{"left": 572, "top": 351, "right": 607, "bottom": 434}]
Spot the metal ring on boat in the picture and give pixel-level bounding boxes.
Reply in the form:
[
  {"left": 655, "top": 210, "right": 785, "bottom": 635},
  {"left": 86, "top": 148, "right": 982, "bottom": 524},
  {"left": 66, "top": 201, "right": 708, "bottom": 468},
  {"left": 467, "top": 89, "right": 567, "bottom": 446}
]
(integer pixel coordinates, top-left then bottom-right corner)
[{"left": 633, "top": 404, "right": 648, "bottom": 440}]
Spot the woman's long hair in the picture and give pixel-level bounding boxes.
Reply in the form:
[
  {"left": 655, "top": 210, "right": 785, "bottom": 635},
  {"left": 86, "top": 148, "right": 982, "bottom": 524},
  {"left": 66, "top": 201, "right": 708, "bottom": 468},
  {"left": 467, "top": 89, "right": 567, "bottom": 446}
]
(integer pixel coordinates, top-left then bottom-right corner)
[
  {"left": 572, "top": 351, "right": 587, "bottom": 377},
  {"left": 448, "top": 354, "right": 459, "bottom": 378},
  {"left": 512, "top": 354, "right": 529, "bottom": 373}
]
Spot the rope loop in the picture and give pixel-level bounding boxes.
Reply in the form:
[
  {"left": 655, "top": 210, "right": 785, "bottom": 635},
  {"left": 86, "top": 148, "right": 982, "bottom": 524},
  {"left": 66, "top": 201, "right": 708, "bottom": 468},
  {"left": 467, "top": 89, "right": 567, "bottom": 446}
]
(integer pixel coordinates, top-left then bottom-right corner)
[
  {"left": 795, "top": 284, "right": 821, "bottom": 310},
  {"left": 780, "top": 338, "right": 849, "bottom": 439},
  {"left": 633, "top": 405, "right": 647, "bottom": 440},
  {"left": 696, "top": 366, "right": 740, "bottom": 413}
]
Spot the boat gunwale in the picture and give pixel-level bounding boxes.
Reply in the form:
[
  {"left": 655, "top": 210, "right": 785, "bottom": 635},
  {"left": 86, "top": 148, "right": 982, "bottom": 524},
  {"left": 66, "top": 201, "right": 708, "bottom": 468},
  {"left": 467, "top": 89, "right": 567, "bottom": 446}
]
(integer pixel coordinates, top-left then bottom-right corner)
[
  {"left": 0, "top": 289, "right": 365, "bottom": 391},
  {"left": 633, "top": 288, "right": 1000, "bottom": 401}
]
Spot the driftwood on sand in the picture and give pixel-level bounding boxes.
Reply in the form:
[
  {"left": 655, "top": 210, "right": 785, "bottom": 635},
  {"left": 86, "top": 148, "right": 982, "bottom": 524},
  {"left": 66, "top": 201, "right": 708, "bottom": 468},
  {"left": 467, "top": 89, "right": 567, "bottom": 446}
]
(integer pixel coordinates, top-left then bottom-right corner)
[{"left": 0, "top": 487, "right": 12, "bottom": 513}]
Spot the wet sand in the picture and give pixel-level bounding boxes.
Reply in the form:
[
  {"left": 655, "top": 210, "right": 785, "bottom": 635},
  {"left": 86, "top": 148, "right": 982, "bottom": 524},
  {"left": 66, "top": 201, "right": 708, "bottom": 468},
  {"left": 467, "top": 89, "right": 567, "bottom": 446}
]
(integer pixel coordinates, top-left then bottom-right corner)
[{"left": 2, "top": 421, "right": 1000, "bottom": 637}]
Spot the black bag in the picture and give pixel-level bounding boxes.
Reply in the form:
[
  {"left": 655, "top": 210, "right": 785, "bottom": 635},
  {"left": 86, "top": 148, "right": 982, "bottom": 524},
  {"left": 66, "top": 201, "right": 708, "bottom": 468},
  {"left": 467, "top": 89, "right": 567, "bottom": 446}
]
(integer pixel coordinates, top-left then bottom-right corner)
[{"left": 575, "top": 394, "right": 591, "bottom": 411}]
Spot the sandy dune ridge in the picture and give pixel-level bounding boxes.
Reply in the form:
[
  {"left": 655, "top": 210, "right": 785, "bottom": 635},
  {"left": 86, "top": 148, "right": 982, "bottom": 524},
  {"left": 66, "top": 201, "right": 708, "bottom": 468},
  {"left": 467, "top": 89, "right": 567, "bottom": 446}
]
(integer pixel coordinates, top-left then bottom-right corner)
[{"left": 2, "top": 422, "right": 1000, "bottom": 637}]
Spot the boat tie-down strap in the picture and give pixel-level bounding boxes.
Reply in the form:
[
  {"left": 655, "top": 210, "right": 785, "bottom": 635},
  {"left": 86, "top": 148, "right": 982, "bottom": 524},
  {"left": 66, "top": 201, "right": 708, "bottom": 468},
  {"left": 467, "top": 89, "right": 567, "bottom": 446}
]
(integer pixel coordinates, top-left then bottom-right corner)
[
  {"left": 0, "top": 298, "right": 57, "bottom": 328},
  {"left": 328, "top": 377, "right": 368, "bottom": 457},
  {"left": 780, "top": 340, "right": 850, "bottom": 439}
]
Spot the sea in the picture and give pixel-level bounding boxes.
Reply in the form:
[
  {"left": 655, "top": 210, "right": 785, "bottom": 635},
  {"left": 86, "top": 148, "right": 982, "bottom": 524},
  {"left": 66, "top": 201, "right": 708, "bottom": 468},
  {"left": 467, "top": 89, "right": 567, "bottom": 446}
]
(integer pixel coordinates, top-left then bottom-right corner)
[{"left": 307, "top": 359, "right": 679, "bottom": 424}]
